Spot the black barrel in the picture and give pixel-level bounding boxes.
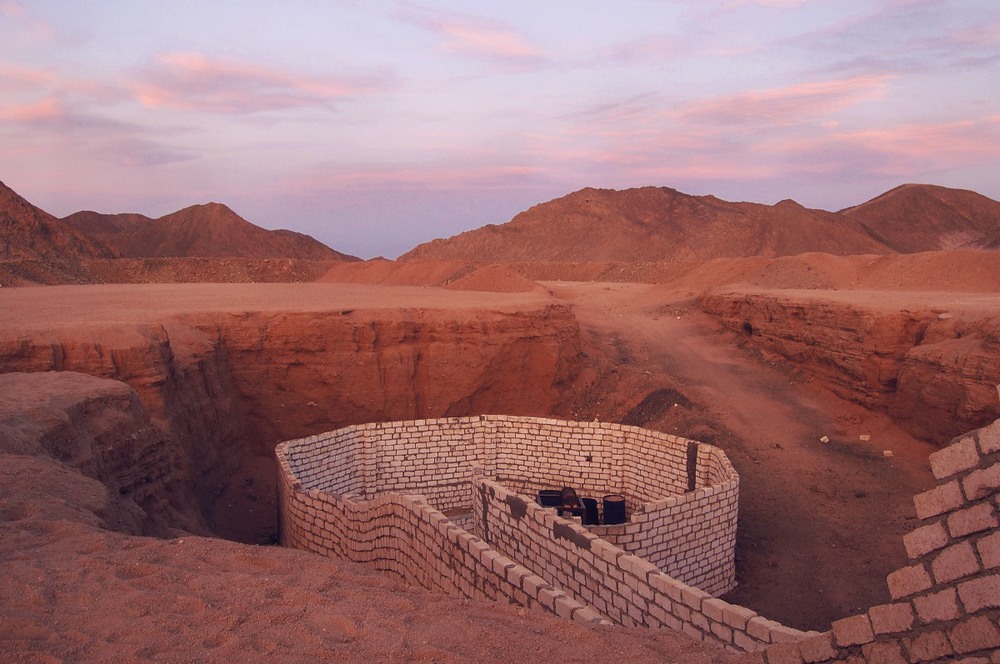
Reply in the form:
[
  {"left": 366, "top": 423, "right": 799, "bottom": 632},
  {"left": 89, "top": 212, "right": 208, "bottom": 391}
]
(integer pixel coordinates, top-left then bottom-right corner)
[
  {"left": 581, "top": 497, "right": 599, "bottom": 526},
  {"left": 602, "top": 494, "right": 627, "bottom": 525},
  {"left": 537, "top": 489, "right": 562, "bottom": 507}
]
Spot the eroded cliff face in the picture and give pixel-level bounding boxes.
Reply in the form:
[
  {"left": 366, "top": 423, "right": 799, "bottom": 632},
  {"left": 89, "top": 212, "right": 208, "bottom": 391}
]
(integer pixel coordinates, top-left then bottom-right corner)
[
  {"left": 0, "top": 298, "right": 582, "bottom": 539},
  {"left": 187, "top": 306, "right": 581, "bottom": 452},
  {"left": 890, "top": 322, "right": 1000, "bottom": 442},
  {"left": 0, "top": 323, "right": 246, "bottom": 532},
  {"left": 0, "top": 371, "right": 201, "bottom": 535},
  {"left": 700, "top": 289, "right": 1000, "bottom": 443}
]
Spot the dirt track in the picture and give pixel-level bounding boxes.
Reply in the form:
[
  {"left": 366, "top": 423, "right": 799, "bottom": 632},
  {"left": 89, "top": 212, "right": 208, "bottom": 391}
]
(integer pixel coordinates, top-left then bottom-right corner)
[{"left": 546, "top": 282, "right": 939, "bottom": 629}]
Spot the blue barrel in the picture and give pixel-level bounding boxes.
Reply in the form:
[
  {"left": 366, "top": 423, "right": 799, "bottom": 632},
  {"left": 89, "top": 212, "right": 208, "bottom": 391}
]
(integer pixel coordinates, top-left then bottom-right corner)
[{"left": 602, "top": 494, "right": 626, "bottom": 525}]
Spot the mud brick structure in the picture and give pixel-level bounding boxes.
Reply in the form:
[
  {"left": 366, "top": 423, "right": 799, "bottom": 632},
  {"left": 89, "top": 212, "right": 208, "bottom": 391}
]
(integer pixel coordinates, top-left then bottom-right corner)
[
  {"left": 277, "top": 416, "right": 738, "bottom": 591},
  {"left": 276, "top": 415, "right": 815, "bottom": 649},
  {"left": 276, "top": 413, "right": 1000, "bottom": 661}
]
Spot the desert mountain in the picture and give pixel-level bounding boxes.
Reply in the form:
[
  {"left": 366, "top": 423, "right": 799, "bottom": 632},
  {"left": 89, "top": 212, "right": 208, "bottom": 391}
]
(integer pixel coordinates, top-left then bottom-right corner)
[
  {"left": 62, "top": 210, "right": 155, "bottom": 244},
  {"left": 400, "top": 186, "right": 894, "bottom": 263},
  {"left": 64, "top": 203, "right": 357, "bottom": 261},
  {"left": 0, "top": 180, "right": 115, "bottom": 260},
  {"left": 840, "top": 183, "right": 1000, "bottom": 253}
]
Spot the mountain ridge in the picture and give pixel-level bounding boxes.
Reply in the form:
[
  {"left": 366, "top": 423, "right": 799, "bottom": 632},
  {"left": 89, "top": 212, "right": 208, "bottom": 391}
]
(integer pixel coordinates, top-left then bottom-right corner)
[
  {"left": 63, "top": 202, "right": 357, "bottom": 261},
  {"left": 400, "top": 185, "right": 901, "bottom": 263}
]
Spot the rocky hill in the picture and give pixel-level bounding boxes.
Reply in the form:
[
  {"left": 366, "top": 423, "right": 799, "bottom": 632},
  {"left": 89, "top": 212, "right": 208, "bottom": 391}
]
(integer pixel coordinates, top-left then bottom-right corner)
[
  {"left": 0, "top": 180, "right": 357, "bottom": 285},
  {"left": 402, "top": 184, "right": 1000, "bottom": 264},
  {"left": 64, "top": 203, "right": 355, "bottom": 261},
  {"left": 0, "top": 180, "right": 115, "bottom": 261},
  {"left": 840, "top": 183, "right": 1000, "bottom": 253},
  {"left": 400, "top": 186, "right": 894, "bottom": 263}
]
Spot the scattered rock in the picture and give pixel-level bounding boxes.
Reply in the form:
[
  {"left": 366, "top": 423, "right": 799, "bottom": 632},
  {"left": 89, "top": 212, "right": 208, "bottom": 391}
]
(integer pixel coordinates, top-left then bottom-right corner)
[
  {"left": 819, "top": 435, "right": 830, "bottom": 444},
  {"left": 883, "top": 450, "right": 894, "bottom": 458},
  {"left": 859, "top": 434, "right": 871, "bottom": 442}
]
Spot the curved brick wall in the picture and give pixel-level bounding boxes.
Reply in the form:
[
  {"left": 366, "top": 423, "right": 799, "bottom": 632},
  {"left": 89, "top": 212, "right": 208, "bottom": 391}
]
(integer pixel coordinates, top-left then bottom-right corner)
[
  {"left": 278, "top": 415, "right": 738, "bottom": 594},
  {"left": 276, "top": 416, "right": 820, "bottom": 652},
  {"left": 277, "top": 410, "right": 1000, "bottom": 660}
]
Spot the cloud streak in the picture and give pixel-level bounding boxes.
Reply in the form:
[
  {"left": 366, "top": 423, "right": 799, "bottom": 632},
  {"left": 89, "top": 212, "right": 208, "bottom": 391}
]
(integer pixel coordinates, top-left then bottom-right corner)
[
  {"left": 0, "top": 96, "right": 135, "bottom": 131},
  {"left": 829, "top": 117, "right": 1000, "bottom": 170},
  {"left": 599, "top": 35, "right": 681, "bottom": 65},
  {"left": 131, "top": 53, "right": 390, "bottom": 114},
  {"left": 396, "top": 5, "right": 544, "bottom": 64},
  {"left": 673, "top": 75, "right": 892, "bottom": 126}
]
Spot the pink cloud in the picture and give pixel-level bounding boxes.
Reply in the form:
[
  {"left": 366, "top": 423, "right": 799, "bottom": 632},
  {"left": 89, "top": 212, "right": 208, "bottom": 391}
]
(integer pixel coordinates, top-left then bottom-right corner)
[
  {"left": 557, "top": 132, "right": 780, "bottom": 183},
  {"left": 131, "top": 53, "right": 389, "bottom": 114},
  {"left": 948, "top": 20, "right": 1000, "bottom": 48},
  {"left": 833, "top": 118, "right": 1000, "bottom": 166},
  {"left": 0, "top": 62, "right": 55, "bottom": 91},
  {"left": 566, "top": 94, "right": 666, "bottom": 132},
  {"left": 537, "top": 75, "right": 991, "bottom": 189},
  {"left": 920, "top": 20, "right": 1000, "bottom": 68},
  {"left": 0, "top": 97, "right": 63, "bottom": 122},
  {"left": 436, "top": 22, "right": 542, "bottom": 59},
  {"left": 397, "top": 6, "right": 543, "bottom": 62},
  {"left": 0, "top": 0, "right": 55, "bottom": 40},
  {"left": 0, "top": 95, "right": 193, "bottom": 167},
  {"left": 673, "top": 75, "right": 891, "bottom": 126},
  {"left": 0, "top": 0, "right": 25, "bottom": 17},
  {"left": 0, "top": 95, "right": 132, "bottom": 131},
  {"left": 601, "top": 35, "right": 681, "bottom": 65},
  {"left": 746, "top": 116, "right": 1000, "bottom": 182},
  {"left": 554, "top": 104, "right": 1000, "bottom": 193},
  {"left": 0, "top": 62, "right": 121, "bottom": 101}
]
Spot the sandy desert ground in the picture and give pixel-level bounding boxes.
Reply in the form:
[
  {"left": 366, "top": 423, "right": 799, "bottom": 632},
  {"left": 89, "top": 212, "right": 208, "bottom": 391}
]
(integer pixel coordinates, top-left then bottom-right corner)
[{"left": 3, "top": 270, "right": 999, "bottom": 661}]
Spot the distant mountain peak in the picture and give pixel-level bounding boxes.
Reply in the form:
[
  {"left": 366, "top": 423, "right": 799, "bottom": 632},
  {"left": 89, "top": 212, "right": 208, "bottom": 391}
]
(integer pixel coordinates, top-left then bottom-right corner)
[
  {"left": 0, "top": 179, "right": 115, "bottom": 261},
  {"left": 841, "top": 183, "right": 1000, "bottom": 252},
  {"left": 62, "top": 202, "right": 358, "bottom": 261},
  {"left": 400, "top": 185, "right": 893, "bottom": 263}
]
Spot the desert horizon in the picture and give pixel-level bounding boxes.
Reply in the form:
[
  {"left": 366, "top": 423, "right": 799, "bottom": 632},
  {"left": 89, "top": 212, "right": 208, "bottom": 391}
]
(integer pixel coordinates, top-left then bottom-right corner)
[
  {"left": 2, "top": 171, "right": 999, "bottom": 661},
  {"left": 3, "top": 2, "right": 999, "bottom": 660}
]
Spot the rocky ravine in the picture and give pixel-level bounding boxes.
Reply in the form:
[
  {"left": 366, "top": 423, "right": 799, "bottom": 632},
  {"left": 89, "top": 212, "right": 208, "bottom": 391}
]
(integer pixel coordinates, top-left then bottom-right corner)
[
  {"left": 0, "top": 284, "right": 582, "bottom": 541},
  {"left": 700, "top": 288, "right": 1000, "bottom": 443},
  {"left": 0, "top": 373, "right": 742, "bottom": 663}
]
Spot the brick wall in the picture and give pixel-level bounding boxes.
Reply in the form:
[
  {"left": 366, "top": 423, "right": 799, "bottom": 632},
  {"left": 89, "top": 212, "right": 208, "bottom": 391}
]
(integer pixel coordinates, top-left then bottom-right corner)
[
  {"left": 276, "top": 456, "right": 603, "bottom": 621},
  {"left": 472, "top": 472, "right": 807, "bottom": 649},
  {"left": 277, "top": 415, "right": 738, "bottom": 594},
  {"left": 275, "top": 415, "right": 814, "bottom": 653},
  {"left": 761, "top": 416, "right": 1000, "bottom": 664},
  {"left": 277, "top": 411, "right": 1000, "bottom": 660}
]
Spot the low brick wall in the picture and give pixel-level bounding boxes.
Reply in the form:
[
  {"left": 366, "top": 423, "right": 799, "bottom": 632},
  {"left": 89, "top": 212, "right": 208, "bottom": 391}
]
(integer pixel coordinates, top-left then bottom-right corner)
[
  {"left": 589, "top": 443, "right": 738, "bottom": 595},
  {"left": 276, "top": 411, "right": 1000, "bottom": 660},
  {"left": 276, "top": 462, "right": 601, "bottom": 622},
  {"left": 276, "top": 415, "right": 819, "bottom": 653},
  {"left": 276, "top": 421, "right": 807, "bottom": 650},
  {"left": 761, "top": 416, "right": 1000, "bottom": 664},
  {"left": 278, "top": 415, "right": 738, "bottom": 594},
  {"left": 472, "top": 472, "right": 806, "bottom": 648}
]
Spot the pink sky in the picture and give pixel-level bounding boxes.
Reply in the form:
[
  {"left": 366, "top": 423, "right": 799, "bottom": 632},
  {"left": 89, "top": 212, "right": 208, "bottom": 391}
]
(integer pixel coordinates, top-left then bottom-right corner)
[{"left": 2, "top": 0, "right": 998, "bottom": 257}]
